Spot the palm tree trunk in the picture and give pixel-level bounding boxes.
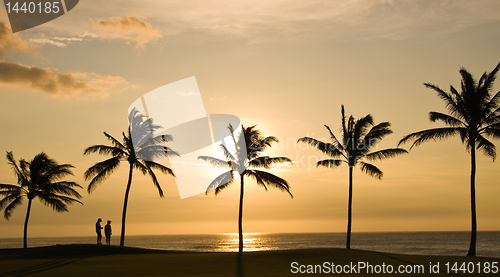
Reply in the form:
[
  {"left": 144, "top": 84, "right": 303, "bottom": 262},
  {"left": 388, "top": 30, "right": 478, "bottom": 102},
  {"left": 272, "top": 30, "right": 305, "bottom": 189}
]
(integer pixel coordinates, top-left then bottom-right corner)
[
  {"left": 23, "top": 198, "right": 32, "bottom": 249},
  {"left": 120, "top": 163, "right": 134, "bottom": 247},
  {"left": 346, "top": 166, "right": 353, "bottom": 249},
  {"left": 238, "top": 174, "right": 244, "bottom": 253},
  {"left": 466, "top": 145, "right": 477, "bottom": 256}
]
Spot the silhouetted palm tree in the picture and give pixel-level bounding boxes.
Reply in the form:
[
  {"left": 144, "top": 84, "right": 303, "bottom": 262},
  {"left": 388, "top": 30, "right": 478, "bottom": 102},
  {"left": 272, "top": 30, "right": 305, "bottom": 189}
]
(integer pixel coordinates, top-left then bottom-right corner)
[
  {"left": 199, "top": 124, "right": 292, "bottom": 252},
  {"left": 0, "top": 152, "right": 82, "bottom": 248},
  {"left": 84, "top": 109, "right": 178, "bottom": 246},
  {"left": 399, "top": 62, "right": 500, "bottom": 256},
  {"left": 298, "top": 105, "right": 407, "bottom": 249}
]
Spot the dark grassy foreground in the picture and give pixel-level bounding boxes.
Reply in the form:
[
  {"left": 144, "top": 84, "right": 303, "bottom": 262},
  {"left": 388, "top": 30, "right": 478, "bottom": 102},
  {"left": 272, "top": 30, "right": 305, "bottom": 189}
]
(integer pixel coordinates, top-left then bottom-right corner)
[{"left": 0, "top": 244, "right": 499, "bottom": 276}]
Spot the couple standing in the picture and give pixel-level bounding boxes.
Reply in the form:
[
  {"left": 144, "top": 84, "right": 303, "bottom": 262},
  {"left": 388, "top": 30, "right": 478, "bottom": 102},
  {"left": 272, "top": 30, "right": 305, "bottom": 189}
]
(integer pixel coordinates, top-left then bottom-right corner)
[{"left": 95, "top": 218, "right": 112, "bottom": 245}]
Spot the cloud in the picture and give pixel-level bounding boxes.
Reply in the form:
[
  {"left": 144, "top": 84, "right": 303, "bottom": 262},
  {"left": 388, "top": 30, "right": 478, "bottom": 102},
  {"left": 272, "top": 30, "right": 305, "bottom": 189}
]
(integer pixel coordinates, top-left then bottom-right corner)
[
  {"left": 0, "top": 62, "right": 126, "bottom": 99},
  {"left": 93, "top": 15, "right": 162, "bottom": 48},
  {"left": 11, "top": 1, "right": 499, "bottom": 44},
  {"left": 30, "top": 38, "right": 67, "bottom": 48},
  {"left": 85, "top": 0, "right": 500, "bottom": 42},
  {"left": 0, "top": 21, "right": 127, "bottom": 99},
  {"left": 0, "top": 22, "right": 30, "bottom": 57},
  {"left": 30, "top": 36, "right": 84, "bottom": 48}
]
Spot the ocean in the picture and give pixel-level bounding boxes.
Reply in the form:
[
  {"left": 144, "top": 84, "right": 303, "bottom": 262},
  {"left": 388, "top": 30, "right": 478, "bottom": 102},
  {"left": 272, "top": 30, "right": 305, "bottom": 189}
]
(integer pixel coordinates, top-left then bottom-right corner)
[{"left": 1, "top": 231, "right": 499, "bottom": 258}]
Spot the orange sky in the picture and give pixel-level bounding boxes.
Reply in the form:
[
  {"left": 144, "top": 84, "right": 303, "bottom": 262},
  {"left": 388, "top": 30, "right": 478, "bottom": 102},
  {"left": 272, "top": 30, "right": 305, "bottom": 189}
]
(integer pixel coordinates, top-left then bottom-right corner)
[{"left": 1, "top": 0, "right": 500, "bottom": 238}]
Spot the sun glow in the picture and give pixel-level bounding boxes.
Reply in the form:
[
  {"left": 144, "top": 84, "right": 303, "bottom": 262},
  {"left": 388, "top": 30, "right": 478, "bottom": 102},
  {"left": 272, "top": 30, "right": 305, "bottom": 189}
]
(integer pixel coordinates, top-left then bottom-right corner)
[{"left": 218, "top": 233, "right": 272, "bottom": 252}]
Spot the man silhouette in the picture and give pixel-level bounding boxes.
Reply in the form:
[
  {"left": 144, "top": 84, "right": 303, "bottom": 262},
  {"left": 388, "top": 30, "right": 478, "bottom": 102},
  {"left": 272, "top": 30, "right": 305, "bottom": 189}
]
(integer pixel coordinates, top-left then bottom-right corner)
[
  {"left": 95, "top": 218, "right": 103, "bottom": 244},
  {"left": 104, "top": 220, "right": 112, "bottom": 245}
]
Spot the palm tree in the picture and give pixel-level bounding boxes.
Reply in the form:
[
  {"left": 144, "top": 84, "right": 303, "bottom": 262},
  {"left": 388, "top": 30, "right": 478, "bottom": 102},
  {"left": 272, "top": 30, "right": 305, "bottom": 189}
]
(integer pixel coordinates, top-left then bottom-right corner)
[
  {"left": 84, "top": 109, "right": 178, "bottom": 246},
  {"left": 398, "top": 62, "right": 500, "bottom": 256},
  {"left": 298, "top": 105, "right": 407, "bottom": 249},
  {"left": 198, "top": 124, "right": 292, "bottom": 252},
  {"left": 0, "top": 152, "right": 82, "bottom": 249}
]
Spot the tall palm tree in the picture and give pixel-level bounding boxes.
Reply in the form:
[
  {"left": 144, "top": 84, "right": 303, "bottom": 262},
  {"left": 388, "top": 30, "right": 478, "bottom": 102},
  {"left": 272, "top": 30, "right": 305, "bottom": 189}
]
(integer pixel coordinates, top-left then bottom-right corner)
[
  {"left": 0, "top": 152, "right": 82, "bottom": 249},
  {"left": 198, "top": 124, "right": 292, "bottom": 253},
  {"left": 84, "top": 109, "right": 178, "bottom": 246},
  {"left": 398, "top": 63, "right": 500, "bottom": 256},
  {"left": 298, "top": 105, "right": 407, "bottom": 249}
]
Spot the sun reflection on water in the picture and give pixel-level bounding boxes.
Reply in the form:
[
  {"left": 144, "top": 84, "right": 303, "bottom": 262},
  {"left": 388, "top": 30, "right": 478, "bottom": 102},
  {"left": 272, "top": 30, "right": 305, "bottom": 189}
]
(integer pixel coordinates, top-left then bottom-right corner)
[{"left": 216, "top": 233, "right": 274, "bottom": 252}]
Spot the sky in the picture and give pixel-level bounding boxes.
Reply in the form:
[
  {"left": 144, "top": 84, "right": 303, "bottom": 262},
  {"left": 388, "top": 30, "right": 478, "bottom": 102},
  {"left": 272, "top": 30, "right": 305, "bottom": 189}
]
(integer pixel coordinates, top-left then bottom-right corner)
[{"left": 0, "top": 0, "right": 500, "bottom": 238}]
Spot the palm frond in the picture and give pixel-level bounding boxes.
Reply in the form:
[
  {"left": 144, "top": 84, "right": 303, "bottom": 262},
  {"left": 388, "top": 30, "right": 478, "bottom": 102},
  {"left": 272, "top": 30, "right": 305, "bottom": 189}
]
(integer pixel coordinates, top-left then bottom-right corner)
[
  {"left": 84, "top": 145, "right": 127, "bottom": 157},
  {"left": 2, "top": 195, "right": 23, "bottom": 219},
  {"left": 429, "top": 112, "right": 465, "bottom": 127},
  {"left": 365, "top": 148, "right": 408, "bottom": 161},
  {"left": 84, "top": 156, "right": 121, "bottom": 180},
  {"left": 341, "top": 105, "right": 348, "bottom": 139},
  {"left": 40, "top": 182, "right": 83, "bottom": 199},
  {"left": 122, "top": 131, "right": 134, "bottom": 153},
  {"left": 140, "top": 134, "right": 168, "bottom": 147},
  {"left": 317, "top": 159, "right": 344, "bottom": 168},
  {"left": 133, "top": 160, "right": 148, "bottom": 175},
  {"left": 228, "top": 124, "right": 238, "bottom": 147},
  {"left": 483, "top": 125, "right": 500, "bottom": 139},
  {"left": 38, "top": 195, "right": 69, "bottom": 212},
  {"left": 364, "top": 122, "right": 392, "bottom": 142},
  {"left": 6, "top": 152, "right": 27, "bottom": 186},
  {"left": 0, "top": 191, "right": 22, "bottom": 210},
  {"left": 476, "top": 135, "right": 496, "bottom": 160},
  {"left": 398, "top": 127, "right": 461, "bottom": 149},
  {"left": 347, "top": 116, "right": 355, "bottom": 140},
  {"left": 41, "top": 164, "right": 76, "bottom": 184},
  {"left": 297, "top": 137, "right": 342, "bottom": 157},
  {"left": 251, "top": 173, "right": 268, "bottom": 191},
  {"left": 161, "top": 133, "right": 174, "bottom": 143},
  {"left": 264, "top": 136, "right": 279, "bottom": 146},
  {"left": 460, "top": 68, "right": 477, "bottom": 97},
  {"left": 85, "top": 156, "right": 122, "bottom": 193},
  {"left": 361, "top": 162, "right": 383, "bottom": 179},
  {"left": 248, "top": 156, "right": 292, "bottom": 169},
  {"left": 103, "top": 132, "right": 127, "bottom": 151},
  {"left": 248, "top": 170, "right": 292, "bottom": 197},
  {"left": 482, "top": 62, "right": 500, "bottom": 92},
  {"left": 144, "top": 161, "right": 175, "bottom": 177},
  {"left": 245, "top": 126, "right": 278, "bottom": 156},
  {"left": 324, "top": 125, "right": 345, "bottom": 151},
  {"left": 198, "top": 156, "right": 233, "bottom": 169},
  {"left": 137, "top": 145, "right": 179, "bottom": 161},
  {"left": 38, "top": 191, "right": 83, "bottom": 205},
  {"left": 449, "top": 85, "right": 469, "bottom": 120},
  {"left": 220, "top": 143, "right": 236, "bottom": 162},
  {"left": 353, "top": 114, "right": 374, "bottom": 139},
  {"left": 424, "top": 83, "right": 464, "bottom": 119},
  {"left": 206, "top": 170, "right": 234, "bottom": 195},
  {"left": 257, "top": 136, "right": 279, "bottom": 152},
  {"left": 0, "top": 183, "right": 22, "bottom": 191},
  {"left": 483, "top": 99, "right": 500, "bottom": 124},
  {"left": 144, "top": 161, "right": 163, "bottom": 197}
]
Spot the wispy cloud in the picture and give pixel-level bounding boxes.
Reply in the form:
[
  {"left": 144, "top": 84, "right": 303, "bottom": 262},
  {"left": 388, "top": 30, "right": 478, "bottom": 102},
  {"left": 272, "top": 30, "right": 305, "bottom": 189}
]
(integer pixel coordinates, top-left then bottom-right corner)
[
  {"left": 93, "top": 15, "right": 162, "bottom": 48},
  {"left": 129, "top": 0, "right": 500, "bottom": 41},
  {"left": 0, "top": 22, "right": 31, "bottom": 57},
  {"left": 30, "top": 36, "right": 84, "bottom": 48},
  {"left": 0, "top": 61, "right": 126, "bottom": 99}
]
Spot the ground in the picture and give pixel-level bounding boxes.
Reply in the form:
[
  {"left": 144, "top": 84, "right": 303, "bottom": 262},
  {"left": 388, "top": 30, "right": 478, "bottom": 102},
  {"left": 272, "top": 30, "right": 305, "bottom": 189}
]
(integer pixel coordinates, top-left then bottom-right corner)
[{"left": 0, "top": 244, "right": 498, "bottom": 276}]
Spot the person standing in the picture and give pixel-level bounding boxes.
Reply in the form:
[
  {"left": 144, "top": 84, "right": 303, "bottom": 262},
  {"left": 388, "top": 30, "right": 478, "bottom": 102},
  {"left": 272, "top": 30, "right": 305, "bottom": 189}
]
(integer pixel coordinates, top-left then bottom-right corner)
[
  {"left": 104, "top": 220, "right": 112, "bottom": 245},
  {"left": 95, "top": 218, "right": 103, "bottom": 244}
]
